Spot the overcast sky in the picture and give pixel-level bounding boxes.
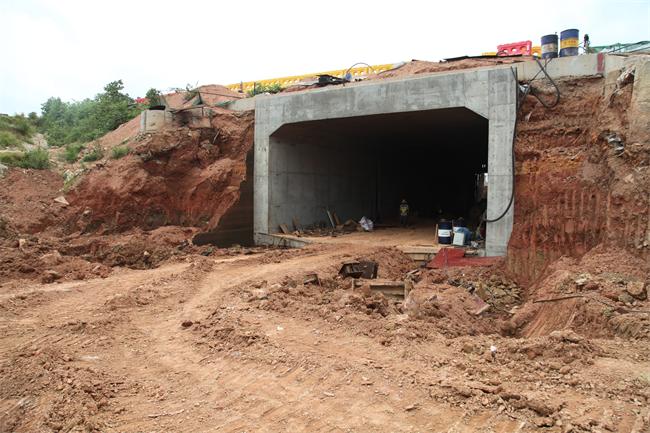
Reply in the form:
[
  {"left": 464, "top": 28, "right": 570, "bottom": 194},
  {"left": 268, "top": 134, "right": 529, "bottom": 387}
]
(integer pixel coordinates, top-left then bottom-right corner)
[{"left": 1, "top": 0, "right": 648, "bottom": 114}]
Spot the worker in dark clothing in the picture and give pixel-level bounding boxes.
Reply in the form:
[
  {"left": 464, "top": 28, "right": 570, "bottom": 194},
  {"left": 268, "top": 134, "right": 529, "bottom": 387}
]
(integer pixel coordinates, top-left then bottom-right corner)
[{"left": 399, "top": 199, "right": 409, "bottom": 227}]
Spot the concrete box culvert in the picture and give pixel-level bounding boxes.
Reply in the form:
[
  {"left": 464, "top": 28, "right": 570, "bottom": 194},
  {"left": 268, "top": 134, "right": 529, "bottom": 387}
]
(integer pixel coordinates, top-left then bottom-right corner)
[{"left": 254, "top": 68, "right": 517, "bottom": 256}]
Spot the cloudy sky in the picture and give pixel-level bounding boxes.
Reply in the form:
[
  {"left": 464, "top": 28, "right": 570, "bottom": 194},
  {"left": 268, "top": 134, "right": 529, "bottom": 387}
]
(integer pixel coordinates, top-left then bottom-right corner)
[{"left": 1, "top": 0, "right": 648, "bottom": 114}]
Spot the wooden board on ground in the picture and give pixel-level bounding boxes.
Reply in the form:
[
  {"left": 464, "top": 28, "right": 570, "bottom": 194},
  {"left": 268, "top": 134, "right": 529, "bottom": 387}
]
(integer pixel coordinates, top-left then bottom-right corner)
[
  {"left": 354, "top": 279, "right": 410, "bottom": 300},
  {"left": 398, "top": 245, "right": 440, "bottom": 266}
]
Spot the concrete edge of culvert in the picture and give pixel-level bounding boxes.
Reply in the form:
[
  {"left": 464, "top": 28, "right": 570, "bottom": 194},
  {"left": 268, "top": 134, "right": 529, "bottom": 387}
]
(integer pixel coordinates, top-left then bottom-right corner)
[{"left": 255, "top": 233, "right": 311, "bottom": 248}]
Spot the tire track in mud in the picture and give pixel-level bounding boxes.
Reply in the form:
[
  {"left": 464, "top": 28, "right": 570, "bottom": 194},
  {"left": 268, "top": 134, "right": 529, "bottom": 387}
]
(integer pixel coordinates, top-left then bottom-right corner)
[{"left": 117, "top": 246, "right": 527, "bottom": 433}]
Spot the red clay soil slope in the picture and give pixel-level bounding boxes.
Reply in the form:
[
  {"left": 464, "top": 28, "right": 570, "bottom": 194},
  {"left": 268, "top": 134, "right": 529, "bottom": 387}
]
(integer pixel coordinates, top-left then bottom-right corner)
[
  {"left": 507, "top": 75, "right": 649, "bottom": 283},
  {"left": 66, "top": 108, "right": 254, "bottom": 234}
]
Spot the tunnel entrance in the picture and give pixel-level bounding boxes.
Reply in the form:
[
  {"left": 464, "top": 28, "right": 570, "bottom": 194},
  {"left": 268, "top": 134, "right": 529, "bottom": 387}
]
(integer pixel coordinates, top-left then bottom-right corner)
[
  {"left": 268, "top": 107, "right": 488, "bottom": 236},
  {"left": 255, "top": 67, "right": 516, "bottom": 255}
]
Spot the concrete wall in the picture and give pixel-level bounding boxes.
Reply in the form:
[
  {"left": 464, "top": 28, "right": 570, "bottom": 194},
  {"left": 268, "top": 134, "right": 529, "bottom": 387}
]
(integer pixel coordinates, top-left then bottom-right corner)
[
  {"left": 255, "top": 67, "right": 517, "bottom": 256},
  {"left": 140, "top": 109, "right": 172, "bottom": 133},
  {"left": 269, "top": 136, "right": 374, "bottom": 230}
]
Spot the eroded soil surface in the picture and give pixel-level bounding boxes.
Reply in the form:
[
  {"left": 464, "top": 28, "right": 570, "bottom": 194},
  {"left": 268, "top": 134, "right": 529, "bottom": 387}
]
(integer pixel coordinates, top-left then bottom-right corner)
[{"left": 1, "top": 239, "right": 648, "bottom": 433}]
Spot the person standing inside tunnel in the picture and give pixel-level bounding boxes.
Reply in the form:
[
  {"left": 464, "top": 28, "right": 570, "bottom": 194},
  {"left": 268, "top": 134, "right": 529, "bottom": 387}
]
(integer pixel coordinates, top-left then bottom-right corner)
[{"left": 399, "top": 199, "right": 410, "bottom": 227}]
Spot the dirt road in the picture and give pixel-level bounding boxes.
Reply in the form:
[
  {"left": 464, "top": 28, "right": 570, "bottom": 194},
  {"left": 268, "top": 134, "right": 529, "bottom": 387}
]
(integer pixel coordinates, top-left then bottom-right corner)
[{"left": 1, "top": 241, "right": 649, "bottom": 432}]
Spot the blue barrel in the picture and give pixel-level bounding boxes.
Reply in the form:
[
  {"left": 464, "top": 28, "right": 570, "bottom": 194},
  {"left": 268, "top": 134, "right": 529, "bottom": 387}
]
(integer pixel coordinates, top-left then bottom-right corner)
[
  {"left": 438, "top": 220, "right": 452, "bottom": 245},
  {"left": 559, "top": 29, "right": 579, "bottom": 57},
  {"left": 541, "top": 34, "right": 558, "bottom": 59}
]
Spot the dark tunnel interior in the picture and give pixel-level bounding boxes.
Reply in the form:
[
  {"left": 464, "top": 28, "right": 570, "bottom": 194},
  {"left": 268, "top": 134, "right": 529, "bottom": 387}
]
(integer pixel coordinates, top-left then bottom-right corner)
[{"left": 269, "top": 107, "right": 489, "bottom": 230}]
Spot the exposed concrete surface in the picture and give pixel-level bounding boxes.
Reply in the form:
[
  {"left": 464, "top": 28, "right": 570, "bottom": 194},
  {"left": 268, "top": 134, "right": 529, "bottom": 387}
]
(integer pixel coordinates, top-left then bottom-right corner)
[
  {"left": 629, "top": 56, "right": 650, "bottom": 144},
  {"left": 268, "top": 135, "right": 373, "bottom": 231},
  {"left": 255, "top": 232, "right": 312, "bottom": 248},
  {"left": 255, "top": 68, "right": 516, "bottom": 256},
  {"left": 226, "top": 97, "right": 256, "bottom": 111},
  {"left": 139, "top": 109, "right": 172, "bottom": 133}
]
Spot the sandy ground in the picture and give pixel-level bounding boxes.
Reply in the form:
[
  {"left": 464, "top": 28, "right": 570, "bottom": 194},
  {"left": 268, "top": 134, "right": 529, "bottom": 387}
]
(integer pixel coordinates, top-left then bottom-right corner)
[
  {"left": 1, "top": 234, "right": 648, "bottom": 432},
  {"left": 298, "top": 225, "right": 441, "bottom": 248}
]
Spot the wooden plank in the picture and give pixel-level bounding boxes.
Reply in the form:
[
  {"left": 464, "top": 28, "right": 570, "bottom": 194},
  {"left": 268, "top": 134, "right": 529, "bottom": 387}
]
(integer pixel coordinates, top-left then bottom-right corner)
[
  {"left": 326, "top": 209, "right": 335, "bottom": 228},
  {"left": 292, "top": 216, "right": 302, "bottom": 231},
  {"left": 279, "top": 224, "right": 290, "bottom": 234},
  {"left": 368, "top": 280, "right": 407, "bottom": 299}
]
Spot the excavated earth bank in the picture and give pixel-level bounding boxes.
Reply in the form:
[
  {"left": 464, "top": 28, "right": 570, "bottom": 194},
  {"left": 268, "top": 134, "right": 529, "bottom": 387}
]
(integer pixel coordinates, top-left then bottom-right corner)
[{"left": 1, "top": 58, "right": 649, "bottom": 432}]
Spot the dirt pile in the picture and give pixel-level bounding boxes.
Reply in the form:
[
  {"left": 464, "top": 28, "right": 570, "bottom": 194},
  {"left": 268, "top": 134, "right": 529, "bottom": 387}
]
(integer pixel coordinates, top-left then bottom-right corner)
[
  {"left": 421, "top": 266, "right": 521, "bottom": 311},
  {"left": 58, "top": 226, "right": 201, "bottom": 269},
  {"left": 0, "top": 168, "right": 65, "bottom": 236},
  {"left": 0, "top": 347, "right": 125, "bottom": 432},
  {"left": 67, "top": 108, "right": 254, "bottom": 234},
  {"left": 505, "top": 245, "right": 650, "bottom": 339},
  {"left": 370, "top": 57, "right": 531, "bottom": 80},
  {"left": 206, "top": 249, "right": 511, "bottom": 343},
  {"left": 163, "top": 84, "right": 244, "bottom": 109},
  {"left": 436, "top": 330, "right": 650, "bottom": 431},
  {"left": 0, "top": 237, "right": 111, "bottom": 284}
]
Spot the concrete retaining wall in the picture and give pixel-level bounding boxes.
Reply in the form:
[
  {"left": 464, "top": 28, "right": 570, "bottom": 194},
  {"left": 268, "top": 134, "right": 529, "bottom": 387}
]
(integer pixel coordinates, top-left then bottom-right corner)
[{"left": 140, "top": 110, "right": 173, "bottom": 133}]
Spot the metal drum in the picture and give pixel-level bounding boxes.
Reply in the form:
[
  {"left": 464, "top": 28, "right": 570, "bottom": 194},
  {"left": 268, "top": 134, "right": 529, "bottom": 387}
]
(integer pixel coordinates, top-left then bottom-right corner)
[
  {"left": 560, "top": 29, "right": 579, "bottom": 57},
  {"left": 437, "top": 220, "right": 452, "bottom": 245},
  {"left": 541, "top": 34, "right": 558, "bottom": 59}
]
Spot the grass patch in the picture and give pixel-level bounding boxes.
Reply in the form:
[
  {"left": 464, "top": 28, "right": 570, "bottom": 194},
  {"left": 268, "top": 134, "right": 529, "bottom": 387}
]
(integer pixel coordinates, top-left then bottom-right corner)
[
  {"left": 0, "top": 115, "right": 35, "bottom": 150},
  {"left": 0, "top": 131, "right": 20, "bottom": 148},
  {"left": 0, "top": 115, "right": 35, "bottom": 139},
  {"left": 0, "top": 151, "right": 24, "bottom": 166},
  {"left": 82, "top": 144, "right": 104, "bottom": 162},
  {"left": 63, "top": 143, "right": 85, "bottom": 163},
  {"left": 110, "top": 145, "right": 130, "bottom": 159},
  {"left": 0, "top": 148, "right": 50, "bottom": 169}
]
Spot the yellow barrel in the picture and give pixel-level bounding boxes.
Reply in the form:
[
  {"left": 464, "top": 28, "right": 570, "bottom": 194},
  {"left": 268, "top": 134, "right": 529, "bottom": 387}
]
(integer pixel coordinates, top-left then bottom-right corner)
[{"left": 559, "top": 29, "right": 579, "bottom": 57}]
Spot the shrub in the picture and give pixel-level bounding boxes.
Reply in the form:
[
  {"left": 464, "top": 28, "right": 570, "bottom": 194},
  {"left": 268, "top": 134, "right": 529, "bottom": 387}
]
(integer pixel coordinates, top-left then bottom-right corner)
[
  {"left": 10, "top": 116, "right": 35, "bottom": 137},
  {"left": 0, "top": 131, "right": 20, "bottom": 148},
  {"left": 63, "top": 143, "right": 85, "bottom": 163},
  {"left": 63, "top": 171, "right": 81, "bottom": 192},
  {"left": 110, "top": 145, "right": 130, "bottom": 159},
  {"left": 82, "top": 144, "right": 103, "bottom": 162},
  {"left": 0, "top": 151, "right": 24, "bottom": 166},
  {"left": 247, "top": 83, "right": 283, "bottom": 97},
  {"left": 145, "top": 88, "right": 163, "bottom": 107},
  {"left": 19, "top": 148, "right": 50, "bottom": 169},
  {"left": 0, "top": 148, "right": 50, "bottom": 169}
]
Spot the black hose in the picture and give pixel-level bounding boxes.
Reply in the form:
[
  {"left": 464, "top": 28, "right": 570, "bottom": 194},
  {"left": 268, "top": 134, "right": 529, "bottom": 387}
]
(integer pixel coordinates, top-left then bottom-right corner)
[
  {"left": 482, "top": 59, "right": 560, "bottom": 224},
  {"left": 482, "top": 67, "right": 522, "bottom": 223},
  {"left": 529, "top": 58, "right": 561, "bottom": 108}
]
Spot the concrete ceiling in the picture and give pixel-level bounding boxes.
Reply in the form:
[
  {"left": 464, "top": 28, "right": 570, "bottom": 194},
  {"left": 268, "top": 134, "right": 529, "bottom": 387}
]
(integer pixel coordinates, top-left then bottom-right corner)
[{"left": 271, "top": 107, "right": 488, "bottom": 151}]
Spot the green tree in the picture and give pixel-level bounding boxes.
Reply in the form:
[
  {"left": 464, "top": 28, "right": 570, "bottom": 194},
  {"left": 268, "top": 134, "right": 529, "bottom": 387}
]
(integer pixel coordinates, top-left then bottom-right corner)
[
  {"left": 145, "top": 88, "right": 163, "bottom": 107},
  {"left": 39, "top": 80, "right": 141, "bottom": 147},
  {"left": 94, "top": 80, "right": 138, "bottom": 132}
]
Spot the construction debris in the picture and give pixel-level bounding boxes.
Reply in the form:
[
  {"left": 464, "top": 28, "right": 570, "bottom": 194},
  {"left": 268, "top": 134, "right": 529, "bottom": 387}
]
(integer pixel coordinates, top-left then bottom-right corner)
[
  {"left": 356, "top": 279, "right": 409, "bottom": 300},
  {"left": 53, "top": 196, "right": 69, "bottom": 206},
  {"left": 303, "top": 273, "right": 320, "bottom": 285},
  {"left": 339, "top": 260, "right": 378, "bottom": 279},
  {"left": 1, "top": 53, "right": 649, "bottom": 433}
]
